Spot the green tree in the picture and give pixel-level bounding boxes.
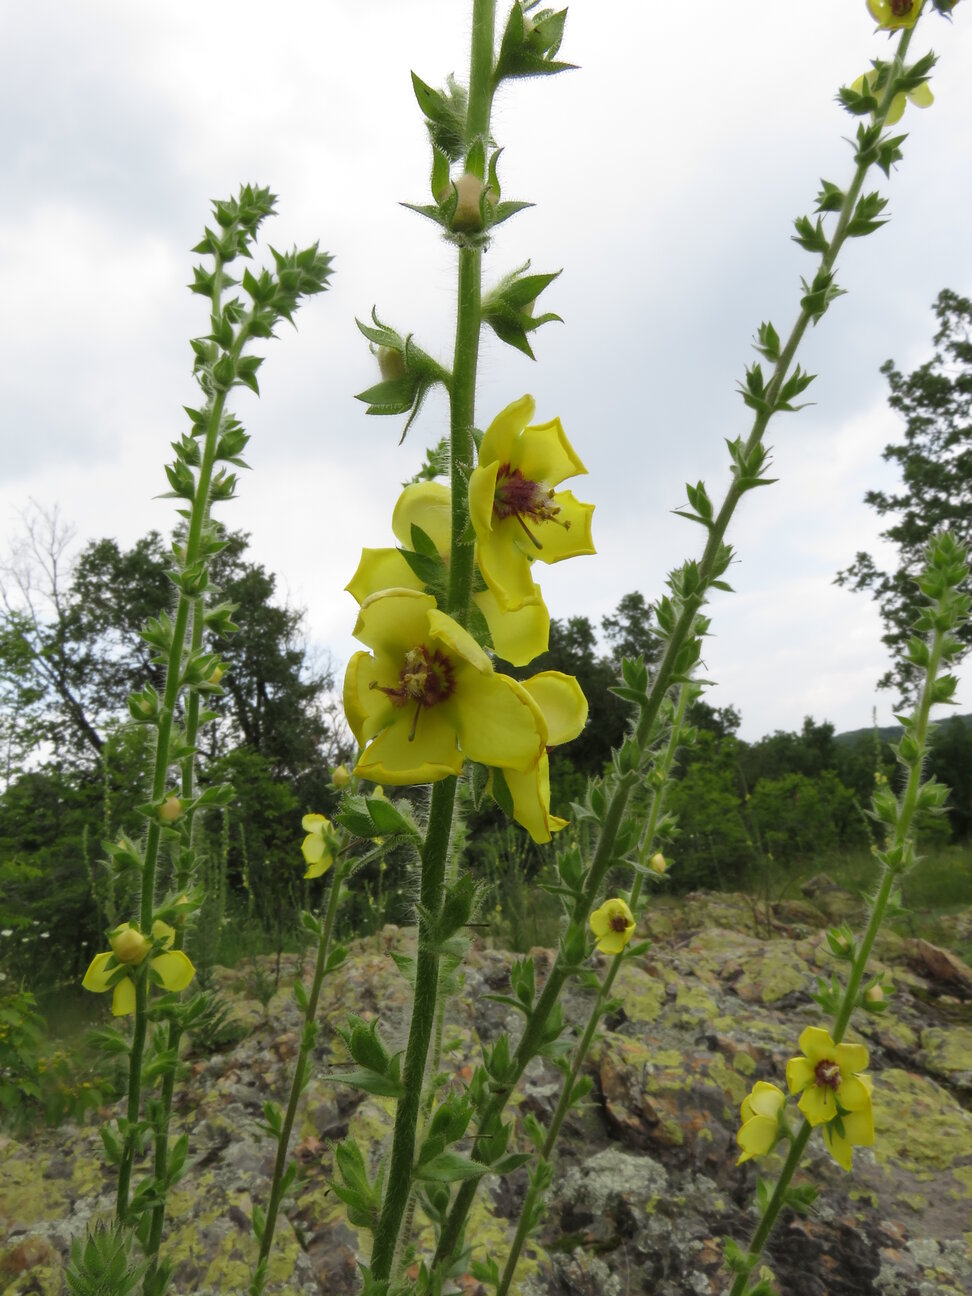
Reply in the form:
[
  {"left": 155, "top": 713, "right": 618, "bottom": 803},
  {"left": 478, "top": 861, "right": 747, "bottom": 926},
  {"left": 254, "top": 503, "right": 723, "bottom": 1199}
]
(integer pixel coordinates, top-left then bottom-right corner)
[{"left": 837, "top": 288, "right": 972, "bottom": 700}]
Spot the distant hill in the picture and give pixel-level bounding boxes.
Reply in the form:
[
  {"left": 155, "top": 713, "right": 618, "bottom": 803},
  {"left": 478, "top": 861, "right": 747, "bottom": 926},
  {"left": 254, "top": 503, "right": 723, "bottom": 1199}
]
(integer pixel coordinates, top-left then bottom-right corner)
[{"left": 834, "top": 711, "right": 972, "bottom": 746}]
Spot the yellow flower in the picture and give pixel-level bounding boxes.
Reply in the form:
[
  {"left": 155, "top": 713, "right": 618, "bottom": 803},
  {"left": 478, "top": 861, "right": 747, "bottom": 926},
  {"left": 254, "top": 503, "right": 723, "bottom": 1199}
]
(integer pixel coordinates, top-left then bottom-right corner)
[
  {"left": 736, "top": 1081, "right": 787, "bottom": 1164},
  {"left": 821, "top": 1073, "right": 875, "bottom": 1171},
  {"left": 498, "top": 671, "right": 587, "bottom": 843},
  {"left": 343, "top": 589, "right": 546, "bottom": 786},
  {"left": 331, "top": 764, "right": 351, "bottom": 789},
  {"left": 81, "top": 921, "right": 195, "bottom": 1016},
  {"left": 648, "top": 852, "right": 667, "bottom": 875},
  {"left": 157, "top": 794, "right": 183, "bottom": 824},
  {"left": 851, "top": 68, "right": 933, "bottom": 125},
  {"left": 785, "top": 1026, "right": 872, "bottom": 1127},
  {"left": 468, "top": 396, "right": 595, "bottom": 612},
  {"left": 589, "top": 898, "right": 636, "bottom": 955},
  {"left": 866, "top": 0, "right": 921, "bottom": 27},
  {"left": 301, "top": 813, "right": 336, "bottom": 878},
  {"left": 346, "top": 481, "right": 551, "bottom": 667}
]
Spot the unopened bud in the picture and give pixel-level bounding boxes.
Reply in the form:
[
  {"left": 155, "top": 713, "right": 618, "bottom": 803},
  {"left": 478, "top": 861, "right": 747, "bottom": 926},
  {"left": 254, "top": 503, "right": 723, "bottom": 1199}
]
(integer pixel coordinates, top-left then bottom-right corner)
[
  {"left": 377, "top": 346, "right": 406, "bottom": 382},
  {"left": 110, "top": 925, "right": 150, "bottom": 965},
  {"left": 158, "top": 794, "right": 184, "bottom": 824},
  {"left": 137, "top": 698, "right": 154, "bottom": 716},
  {"left": 648, "top": 852, "right": 667, "bottom": 875},
  {"left": 332, "top": 764, "right": 351, "bottom": 789},
  {"left": 451, "top": 172, "right": 487, "bottom": 233},
  {"left": 207, "top": 665, "right": 224, "bottom": 685},
  {"left": 865, "top": 984, "right": 885, "bottom": 1005}
]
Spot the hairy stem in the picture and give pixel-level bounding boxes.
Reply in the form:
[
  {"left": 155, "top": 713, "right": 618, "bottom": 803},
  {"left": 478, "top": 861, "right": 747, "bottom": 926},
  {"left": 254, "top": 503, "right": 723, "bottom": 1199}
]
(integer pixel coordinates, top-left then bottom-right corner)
[{"left": 369, "top": 1, "right": 497, "bottom": 1279}]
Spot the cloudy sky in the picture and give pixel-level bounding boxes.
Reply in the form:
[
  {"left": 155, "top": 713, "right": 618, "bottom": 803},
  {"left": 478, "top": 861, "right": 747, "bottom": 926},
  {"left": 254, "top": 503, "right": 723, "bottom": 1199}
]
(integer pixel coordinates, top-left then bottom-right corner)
[{"left": 2, "top": 1, "right": 970, "bottom": 740}]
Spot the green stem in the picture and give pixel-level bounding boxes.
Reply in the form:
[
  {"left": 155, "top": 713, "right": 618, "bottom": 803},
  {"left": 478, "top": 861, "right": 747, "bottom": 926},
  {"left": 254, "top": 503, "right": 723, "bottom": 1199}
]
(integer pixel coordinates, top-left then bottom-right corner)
[
  {"left": 436, "top": 24, "right": 920, "bottom": 1271},
  {"left": 370, "top": 778, "right": 457, "bottom": 1278},
  {"left": 370, "top": 1, "right": 496, "bottom": 1279},
  {"left": 254, "top": 861, "right": 346, "bottom": 1289}
]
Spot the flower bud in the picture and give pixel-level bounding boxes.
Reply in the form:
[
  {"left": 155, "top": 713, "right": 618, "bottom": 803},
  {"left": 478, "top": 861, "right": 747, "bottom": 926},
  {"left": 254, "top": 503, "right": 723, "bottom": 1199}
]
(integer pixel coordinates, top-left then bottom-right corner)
[
  {"left": 158, "top": 794, "right": 184, "bottom": 824},
  {"left": 207, "top": 665, "right": 224, "bottom": 685},
  {"left": 865, "top": 984, "right": 885, "bottom": 1005},
  {"left": 332, "top": 764, "right": 351, "bottom": 789},
  {"left": 110, "top": 924, "right": 150, "bottom": 965},
  {"left": 377, "top": 346, "right": 406, "bottom": 381},
  {"left": 451, "top": 172, "right": 487, "bottom": 233},
  {"left": 648, "top": 852, "right": 667, "bottom": 875}
]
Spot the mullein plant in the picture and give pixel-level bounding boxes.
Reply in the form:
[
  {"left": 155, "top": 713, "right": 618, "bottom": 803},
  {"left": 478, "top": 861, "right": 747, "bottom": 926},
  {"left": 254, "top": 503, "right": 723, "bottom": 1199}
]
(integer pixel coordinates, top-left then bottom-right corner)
[
  {"left": 74, "top": 188, "right": 332, "bottom": 1295},
  {"left": 305, "top": 3, "right": 964, "bottom": 1295}
]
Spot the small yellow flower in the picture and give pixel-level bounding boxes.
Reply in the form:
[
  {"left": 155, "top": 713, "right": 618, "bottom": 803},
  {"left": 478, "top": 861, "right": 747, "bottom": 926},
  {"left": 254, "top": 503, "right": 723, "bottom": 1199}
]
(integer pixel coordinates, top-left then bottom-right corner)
[
  {"left": 82, "top": 921, "right": 195, "bottom": 1016},
  {"left": 301, "top": 813, "right": 336, "bottom": 878},
  {"left": 736, "top": 1081, "right": 787, "bottom": 1164},
  {"left": 332, "top": 764, "right": 351, "bottom": 789},
  {"left": 589, "top": 898, "right": 636, "bottom": 955},
  {"left": 866, "top": 0, "right": 922, "bottom": 27},
  {"left": 648, "top": 852, "right": 667, "bottom": 875},
  {"left": 343, "top": 589, "right": 546, "bottom": 786},
  {"left": 785, "top": 1026, "right": 872, "bottom": 1128},
  {"left": 851, "top": 68, "right": 933, "bottom": 125},
  {"left": 468, "top": 396, "right": 595, "bottom": 613}
]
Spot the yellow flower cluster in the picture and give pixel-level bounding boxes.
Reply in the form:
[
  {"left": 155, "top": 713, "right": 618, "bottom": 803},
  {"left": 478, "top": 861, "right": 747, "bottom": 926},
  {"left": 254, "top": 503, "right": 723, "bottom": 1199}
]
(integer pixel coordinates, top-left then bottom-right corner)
[
  {"left": 736, "top": 1027, "right": 875, "bottom": 1172},
  {"left": 341, "top": 395, "right": 594, "bottom": 842}
]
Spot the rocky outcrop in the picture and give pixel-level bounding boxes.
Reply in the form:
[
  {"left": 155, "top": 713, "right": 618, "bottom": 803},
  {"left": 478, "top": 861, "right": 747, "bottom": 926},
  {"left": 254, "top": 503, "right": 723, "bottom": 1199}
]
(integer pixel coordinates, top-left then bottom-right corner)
[{"left": 2, "top": 888, "right": 971, "bottom": 1295}]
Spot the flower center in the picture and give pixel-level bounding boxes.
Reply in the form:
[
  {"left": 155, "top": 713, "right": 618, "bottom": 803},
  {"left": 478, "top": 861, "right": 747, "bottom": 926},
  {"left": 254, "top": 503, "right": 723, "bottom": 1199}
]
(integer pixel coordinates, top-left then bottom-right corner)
[
  {"left": 492, "top": 464, "right": 568, "bottom": 550},
  {"left": 890, "top": 0, "right": 913, "bottom": 13},
  {"left": 814, "top": 1059, "right": 841, "bottom": 1092},
  {"left": 609, "top": 912, "right": 629, "bottom": 933},
  {"left": 373, "top": 644, "right": 456, "bottom": 741}
]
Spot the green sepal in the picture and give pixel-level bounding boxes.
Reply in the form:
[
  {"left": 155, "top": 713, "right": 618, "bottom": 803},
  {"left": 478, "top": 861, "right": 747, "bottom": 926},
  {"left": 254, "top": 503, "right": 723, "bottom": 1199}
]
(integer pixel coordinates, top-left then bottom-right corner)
[{"left": 412, "top": 1150, "right": 489, "bottom": 1184}]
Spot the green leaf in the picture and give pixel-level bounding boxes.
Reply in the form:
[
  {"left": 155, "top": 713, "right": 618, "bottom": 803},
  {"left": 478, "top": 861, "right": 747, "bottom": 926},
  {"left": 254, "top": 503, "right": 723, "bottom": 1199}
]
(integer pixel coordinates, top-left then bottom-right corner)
[{"left": 412, "top": 1150, "right": 489, "bottom": 1183}]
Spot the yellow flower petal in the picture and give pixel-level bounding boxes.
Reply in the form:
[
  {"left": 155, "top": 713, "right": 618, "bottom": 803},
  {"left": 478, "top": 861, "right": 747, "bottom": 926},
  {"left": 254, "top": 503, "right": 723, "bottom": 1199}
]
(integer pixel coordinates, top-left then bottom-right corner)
[
  {"left": 352, "top": 588, "right": 437, "bottom": 657},
  {"left": 522, "top": 671, "right": 588, "bottom": 746},
  {"left": 475, "top": 587, "right": 550, "bottom": 667},
  {"left": 797, "top": 1025, "right": 834, "bottom": 1065},
  {"left": 304, "top": 856, "right": 333, "bottom": 879},
  {"left": 477, "top": 519, "right": 539, "bottom": 611},
  {"left": 347, "top": 549, "right": 422, "bottom": 604},
  {"left": 392, "top": 481, "right": 452, "bottom": 554},
  {"left": 786, "top": 1055, "right": 815, "bottom": 1094},
  {"left": 836, "top": 1072, "right": 871, "bottom": 1113},
  {"left": 478, "top": 394, "right": 535, "bottom": 468},
  {"left": 504, "top": 755, "right": 563, "bottom": 844},
  {"left": 343, "top": 650, "right": 396, "bottom": 745},
  {"left": 885, "top": 91, "right": 906, "bottom": 125},
  {"left": 302, "top": 833, "right": 327, "bottom": 865},
  {"left": 446, "top": 670, "right": 545, "bottom": 773},
  {"left": 354, "top": 709, "right": 463, "bottom": 785},
  {"left": 150, "top": 950, "right": 195, "bottom": 993},
  {"left": 909, "top": 81, "right": 934, "bottom": 109},
  {"left": 746, "top": 1081, "right": 786, "bottom": 1120},
  {"left": 468, "top": 460, "right": 500, "bottom": 542},
  {"left": 736, "top": 1113, "right": 778, "bottom": 1164},
  {"left": 833, "top": 1040, "right": 869, "bottom": 1075},
  {"left": 302, "top": 813, "right": 328, "bottom": 833},
  {"left": 823, "top": 1121, "right": 854, "bottom": 1171},
  {"left": 151, "top": 921, "right": 176, "bottom": 950},
  {"left": 112, "top": 977, "right": 136, "bottom": 1016},
  {"left": 798, "top": 1083, "right": 836, "bottom": 1126},
  {"left": 514, "top": 416, "right": 587, "bottom": 487},
  {"left": 527, "top": 492, "right": 595, "bottom": 565},
  {"left": 82, "top": 951, "right": 115, "bottom": 994}
]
